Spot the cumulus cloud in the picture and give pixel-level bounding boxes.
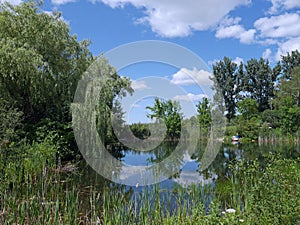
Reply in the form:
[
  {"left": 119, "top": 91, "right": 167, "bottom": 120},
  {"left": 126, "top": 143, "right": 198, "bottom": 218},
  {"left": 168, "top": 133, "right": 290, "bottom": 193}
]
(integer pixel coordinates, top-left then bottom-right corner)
[
  {"left": 253, "top": 13, "right": 300, "bottom": 60},
  {"left": 51, "top": 0, "right": 77, "bottom": 5},
  {"left": 216, "top": 24, "right": 244, "bottom": 38},
  {"left": 0, "top": 0, "right": 22, "bottom": 5},
  {"left": 131, "top": 80, "right": 150, "bottom": 91},
  {"left": 262, "top": 48, "right": 273, "bottom": 61},
  {"left": 95, "top": 0, "right": 251, "bottom": 37},
  {"left": 215, "top": 16, "right": 256, "bottom": 44},
  {"left": 254, "top": 13, "right": 300, "bottom": 38},
  {"left": 233, "top": 57, "right": 244, "bottom": 64},
  {"left": 276, "top": 37, "right": 300, "bottom": 60},
  {"left": 130, "top": 103, "right": 141, "bottom": 108},
  {"left": 173, "top": 93, "right": 208, "bottom": 102},
  {"left": 171, "top": 68, "right": 213, "bottom": 86},
  {"left": 43, "top": 11, "right": 70, "bottom": 24},
  {"left": 208, "top": 59, "right": 221, "bottom": 67},
  {"left": 267, "top": 0, "right": 300, "bottom": 14},
  {"left": 208, "top": 57, "right": 243, "bottom": 68},
  {"left": 174, "top": 170, "right": 217, "bottom": 187},
  {"left": 239, "top": 29, "right": 256, "bottom": 43}
]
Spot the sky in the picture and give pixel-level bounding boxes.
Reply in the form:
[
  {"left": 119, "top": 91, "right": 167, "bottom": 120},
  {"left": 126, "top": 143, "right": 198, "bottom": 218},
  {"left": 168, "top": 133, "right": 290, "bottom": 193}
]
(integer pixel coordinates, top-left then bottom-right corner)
[{"left": 3, "top": 0, "right": 300, "bottom": 123}]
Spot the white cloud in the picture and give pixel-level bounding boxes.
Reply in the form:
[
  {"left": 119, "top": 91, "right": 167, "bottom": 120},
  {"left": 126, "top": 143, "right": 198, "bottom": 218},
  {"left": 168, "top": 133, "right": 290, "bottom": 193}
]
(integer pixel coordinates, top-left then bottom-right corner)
[
  {"left": 233, "top": 57, "right": 244, "bottom": 64},
  {"left": 130, "top": 103, "right": 141, "bottom": 108},
  {"left": 171, "top": 68, "right": 213, "bottom": 86},
  {"left": 219, "top": 16, "right": 243, "bottom": 27},
  {"left": 254, "top": 13, "right": 300, "bottom": 38},
  {"left": 174, "top": 171, "right": 217, "bottom": 187},
  {"left": 239, "top": 29, "right": 256, "bottom": 43},
  {"left": 43, "top": 11, "right": 70, "bottom": 24},
  {"left": 216, "top": 24, "right": 244, "bottom": 38},
  {"left": 96, "top": 0, "right": 251, "bottom": 38},
  {"left": 208, "top": 57, "right": 243, "bottom": 67},
  {"left": 262, "top": 48, "right": 273, "bottom": 61},
  {"left": 257, "top": 38, "right": 278, "bottom": 45},
  {"left": 174, "top": 93, "right": 208, "bottom": 102},
  {"left": 51, "top": 0, "right": 76, "bottom": 5},
  {"left": 0, "top": 0, "right": 22, "bottom": 5},
  {"left": 253, "top": 13, "right": 300, "bottom": 59},
  {"left": 267, "top": 0, "right": 300, "bottom": 14},
  {"left": 276, "top": 37, "right": 300, "bottom": 60},
  {"left": 215, "top": 17, "right": 256, "bottom": 44},
  {"left": 208, "top": 59, "right": 221, "bottom": 67},
  {"left": 131, "top": 80, "right": 150, "bottom": 91}
]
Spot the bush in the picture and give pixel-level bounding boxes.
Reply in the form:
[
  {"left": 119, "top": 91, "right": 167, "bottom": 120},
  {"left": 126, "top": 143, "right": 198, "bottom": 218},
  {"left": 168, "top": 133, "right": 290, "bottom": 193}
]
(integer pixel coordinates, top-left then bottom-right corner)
[{"left": 0, "top": 98, "right": 23, "bottom": 142}]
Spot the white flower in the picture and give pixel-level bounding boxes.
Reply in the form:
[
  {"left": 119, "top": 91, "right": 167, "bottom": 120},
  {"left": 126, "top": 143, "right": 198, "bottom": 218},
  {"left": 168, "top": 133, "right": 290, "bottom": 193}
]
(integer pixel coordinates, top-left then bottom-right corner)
[
  {"left": 226, "top": 208, "right": 236, "bottom": 213},
  {"left": 239, "top": 219, "right": 245, "bottom": 222}
]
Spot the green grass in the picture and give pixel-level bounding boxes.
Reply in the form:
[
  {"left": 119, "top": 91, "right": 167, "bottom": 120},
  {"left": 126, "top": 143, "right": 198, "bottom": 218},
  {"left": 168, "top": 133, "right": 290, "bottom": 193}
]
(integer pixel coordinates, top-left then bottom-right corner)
[{"left": 1, "top": 141, "right": 300, "bottom": 224}]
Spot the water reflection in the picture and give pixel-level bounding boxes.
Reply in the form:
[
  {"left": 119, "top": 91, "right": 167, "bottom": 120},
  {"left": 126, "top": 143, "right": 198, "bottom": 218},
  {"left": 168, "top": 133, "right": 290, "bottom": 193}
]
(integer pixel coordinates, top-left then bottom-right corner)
[
  {"left": 118, "top": 142, "right": 300, "bottom": 188},
  {"left": 72, "top": 142, "right": 300, "bottom": 214},
  {"left": 74, "top": 142, "right": 300, "bottom": 189}
]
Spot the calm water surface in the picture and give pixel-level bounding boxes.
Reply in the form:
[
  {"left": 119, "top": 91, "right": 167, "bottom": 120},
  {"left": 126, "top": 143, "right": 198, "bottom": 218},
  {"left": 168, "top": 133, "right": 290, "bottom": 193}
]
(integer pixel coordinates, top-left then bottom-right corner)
[{"left": 74, "top": 142, "right": 300, "bottom": 192}]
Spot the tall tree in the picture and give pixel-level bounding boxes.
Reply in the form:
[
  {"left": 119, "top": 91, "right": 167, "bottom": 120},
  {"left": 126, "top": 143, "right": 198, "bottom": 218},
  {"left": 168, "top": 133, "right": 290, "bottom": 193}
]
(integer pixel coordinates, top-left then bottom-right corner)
[
  {"left": 196, "top": 97, "right": 211, "bottom": 132},
  {"left": 212, "top": 57, "right": 241, "bottom": 122},
  {"left": 276, "top": 66, "right": 300, "bottom": 107},
  {"left": 243, "top": 58, "right": 280, "bottom": 112},
  {"left": 237, "top": 98, "right": 259, "bottom": 120},
  {"left": 88, "top": 57, "right": 133, "bottom": 145},
  {"left": 0, "top": 2, "right": 92, "bottom": 123},
  {"left": 281, "top": 50, "right": 300, "bottom": 79},
  {"left": 146, "top": 98, "right": 182, "bottom": 140}
]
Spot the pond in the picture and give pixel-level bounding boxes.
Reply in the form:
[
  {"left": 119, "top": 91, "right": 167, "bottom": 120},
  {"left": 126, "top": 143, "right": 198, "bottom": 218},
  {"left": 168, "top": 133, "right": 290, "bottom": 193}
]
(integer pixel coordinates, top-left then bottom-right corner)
[{"left": 72, "top": 142, "right": 300, "bottom": 212}]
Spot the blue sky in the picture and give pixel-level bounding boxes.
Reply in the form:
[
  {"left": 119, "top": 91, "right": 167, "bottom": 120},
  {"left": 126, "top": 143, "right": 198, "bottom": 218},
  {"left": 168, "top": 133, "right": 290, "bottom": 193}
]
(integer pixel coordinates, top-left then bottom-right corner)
[
  {"left": 3, "top": 0, "right": 300, "bottom": 123},
  {"left": 35, "top": 0, "right": 300, "bottom": 63}
]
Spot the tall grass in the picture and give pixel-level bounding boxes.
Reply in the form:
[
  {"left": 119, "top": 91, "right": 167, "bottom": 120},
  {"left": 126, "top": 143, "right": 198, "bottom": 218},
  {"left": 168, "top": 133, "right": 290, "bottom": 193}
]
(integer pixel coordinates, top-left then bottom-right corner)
[{"left": 1, "top": 141, "right": 300, "bottom": 224}]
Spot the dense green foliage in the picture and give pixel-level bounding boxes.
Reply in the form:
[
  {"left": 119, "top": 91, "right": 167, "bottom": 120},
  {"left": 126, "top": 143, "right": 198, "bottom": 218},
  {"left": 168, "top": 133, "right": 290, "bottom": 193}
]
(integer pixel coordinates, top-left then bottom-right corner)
[
  {"left": 212, "top": 57, "right": 242, "bottom": 122},
  {"left": 1, "top": 142, "right": 299, "bottom": 224},
  {"left": 0, "top": 2, "right": 300, "bottom": 225},
  {"left": 281, "top": 50, "right": 300, "bottom": 79},
  {"left": 129, "top": 123, "right": 151, "bottom": 140},
  {"left": 94, "top": 59, "right": 133, "bottom": 145},
  {"left": 243, "top": 58, "right": 280, "bottom": 112},
  {"left": 0, "top": 98, "right": 23, "bottom": 142},
  {"left": 0, "top": 2, "right": 132, "bottom": 159},
  {"left": 0, "top": 1, "right": 93, "bottom": 159},
  {"left": 213, "top": 51, "right": 300, "bottom": 140},
  {"left": 146, "top": 98, "right": 182, "bottom": 140},
  {"left": 0, "top": 2, "right": 92, "bottom": 123},
  {"left": 196, "top": 97, "right": 211, "bottom": 133}
]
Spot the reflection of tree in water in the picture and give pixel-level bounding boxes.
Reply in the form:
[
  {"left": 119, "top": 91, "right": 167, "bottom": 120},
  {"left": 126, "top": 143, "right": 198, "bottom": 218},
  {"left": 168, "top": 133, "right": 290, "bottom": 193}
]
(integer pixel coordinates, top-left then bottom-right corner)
[
  {"left": 147, "top": 141, "right": 187, "bottom": 179},
  {"left": 105, "top": 144, "right": 126, "bottom": 160},
  {"left": 148, "top": 142, "right": 177, "bottom": 163}
]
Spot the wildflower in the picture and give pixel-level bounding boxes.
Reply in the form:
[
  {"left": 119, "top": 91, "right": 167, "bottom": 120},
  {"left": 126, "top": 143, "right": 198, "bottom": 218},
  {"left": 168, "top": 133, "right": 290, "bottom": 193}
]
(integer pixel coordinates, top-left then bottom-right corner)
[{"left": 226, "top": 208, "right": 236, "bottom": 213}]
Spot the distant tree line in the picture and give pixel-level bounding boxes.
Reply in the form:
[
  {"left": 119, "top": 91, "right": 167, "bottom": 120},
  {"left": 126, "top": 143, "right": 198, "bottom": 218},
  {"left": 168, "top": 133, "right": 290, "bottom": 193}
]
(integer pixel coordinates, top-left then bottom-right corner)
[
  {"left": 131, "top": 51, "right": 300, "bottom": 141},
  {"left": 212, "top": 51, "right": 300, "bottom": 139}
]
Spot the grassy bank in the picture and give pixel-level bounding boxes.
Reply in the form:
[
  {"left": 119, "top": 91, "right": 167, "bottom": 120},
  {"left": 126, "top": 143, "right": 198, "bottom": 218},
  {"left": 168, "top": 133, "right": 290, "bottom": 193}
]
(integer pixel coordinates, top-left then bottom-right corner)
[{"left": 1, "top": 140, "right": 300, "bottom": 224}]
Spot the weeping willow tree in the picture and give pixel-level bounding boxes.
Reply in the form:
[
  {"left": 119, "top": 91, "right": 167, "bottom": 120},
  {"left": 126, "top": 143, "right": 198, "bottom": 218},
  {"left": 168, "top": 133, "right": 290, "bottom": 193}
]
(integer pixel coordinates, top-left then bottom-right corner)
[
  {"left": 0, "top": 2, "right": 94, "bottom": 158},
  {"left": 0, "top": 2, "right": 92, "bottom": 124},
  {"left": 72, "top": 56, "right": 133, "bottom": 151}
]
